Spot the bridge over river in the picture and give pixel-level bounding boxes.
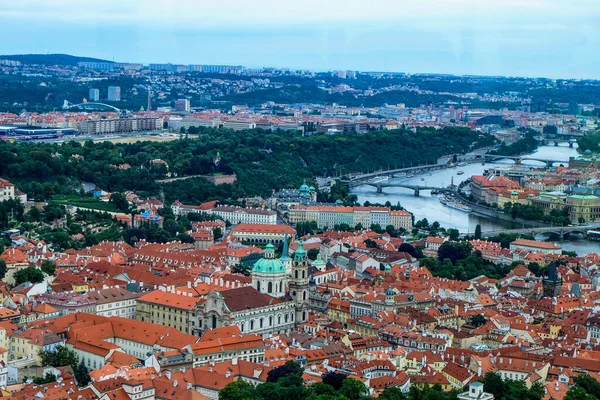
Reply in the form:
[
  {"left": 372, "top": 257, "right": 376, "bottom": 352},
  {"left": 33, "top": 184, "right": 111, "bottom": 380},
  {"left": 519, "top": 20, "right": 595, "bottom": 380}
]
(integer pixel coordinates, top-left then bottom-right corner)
[
  {"left": 480, "top": 224, "right": 600, "bottom": 238},
  {"left": 347, "top": 181, "right": 453, "bottom": 196}
]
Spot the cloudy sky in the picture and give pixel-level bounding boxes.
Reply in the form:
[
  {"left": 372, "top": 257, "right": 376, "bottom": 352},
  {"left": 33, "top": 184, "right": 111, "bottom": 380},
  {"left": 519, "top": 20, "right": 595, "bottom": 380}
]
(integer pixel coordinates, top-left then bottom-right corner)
[{"left": 1, "top": 0, "right": 599, "bottom": 78}]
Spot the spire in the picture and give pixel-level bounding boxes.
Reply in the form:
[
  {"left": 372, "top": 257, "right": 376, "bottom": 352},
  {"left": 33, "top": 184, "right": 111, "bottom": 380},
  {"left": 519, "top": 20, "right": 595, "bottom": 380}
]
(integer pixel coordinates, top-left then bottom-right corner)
[
  {"left": 294, "top": 240, "right": 307, "bottom": 261},
  {"left": 282, "top": 233, "right": 289, "bottom": 258}
]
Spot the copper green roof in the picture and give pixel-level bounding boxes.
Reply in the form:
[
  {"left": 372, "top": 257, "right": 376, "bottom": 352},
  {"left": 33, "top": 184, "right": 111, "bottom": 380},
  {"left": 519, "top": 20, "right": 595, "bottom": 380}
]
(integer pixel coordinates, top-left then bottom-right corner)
[
  {"left": 294, "top": 241, "right": 307, "bottom": 261},
  {"left": 252, "top": 243, "right": 286, "bottom": 274}
]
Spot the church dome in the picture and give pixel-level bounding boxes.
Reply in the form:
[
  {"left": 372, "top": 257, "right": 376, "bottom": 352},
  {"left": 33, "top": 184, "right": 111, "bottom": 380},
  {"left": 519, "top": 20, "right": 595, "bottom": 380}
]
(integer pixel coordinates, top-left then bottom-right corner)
[
  {"left": 252, "top": 243, "right": 286, "bottom": 274},
  {"left": 300, "top": 183, "right": 310, "bottom": 192},
  {"left": 385, "top": 287, "right": 395, "bottom": 296},
  {"left": 584, "top": 149, "right": 592, "bottom": 155}
]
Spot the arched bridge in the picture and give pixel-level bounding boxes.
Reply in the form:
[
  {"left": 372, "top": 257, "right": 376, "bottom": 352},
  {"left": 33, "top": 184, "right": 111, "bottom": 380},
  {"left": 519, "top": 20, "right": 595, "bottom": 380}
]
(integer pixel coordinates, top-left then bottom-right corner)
[
  {"left": 347, "top": 182, "right": 453, "bottom": 196},
  {"left": 345, "top": 164, "right": 447, "bottom": 182},
  {"left": 480, "top": 224, "right": 600, "bottom": 238},
  {"left": 481, "top": 154, "right": 569, "bottom": 167}
]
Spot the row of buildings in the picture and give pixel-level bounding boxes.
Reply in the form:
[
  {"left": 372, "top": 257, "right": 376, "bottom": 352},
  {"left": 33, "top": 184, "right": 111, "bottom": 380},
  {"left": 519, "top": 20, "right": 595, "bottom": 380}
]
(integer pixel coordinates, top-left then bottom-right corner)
[
  {"left": 288, "top": 205, "right": 413, "bottom": 231},
  {"left": 171, "top": 200, "right": 277, "bottom": 225}
]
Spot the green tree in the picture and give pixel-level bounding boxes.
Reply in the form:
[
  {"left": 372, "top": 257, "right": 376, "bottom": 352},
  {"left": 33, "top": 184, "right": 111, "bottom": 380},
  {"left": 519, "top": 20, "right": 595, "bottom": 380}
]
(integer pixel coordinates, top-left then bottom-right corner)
[
  {"left": 40, "top": 260, "right": 56, "bottom": 276},
  {"left": 213, "top": 227, "right": 223, "bottom": 240},
  {"left": 321, "top": 372, "right": 347, "bottom": 391},
  {"left": 474, "top": 224, "right": 482, "bottom": 240},
  {"left": 437, "top": 241, "right": 473, "bottom": 264},
  {"left": 74, "top": 360, "right": 91, "bottom": 387},
  {"left": 307, "top": 248, "right": 319, "bottom": 261},
  {"left": 338, "top": 378, "right": 368, "bottom": 400},
  {"left": 0, "top": 259, "right": 6, "bottom": 280},
  {"left": 266, "top": 361, "right": 302, "bottom": 383},
  {"left": 13, "top": 267, "right": 45, "bottom": 285},
  {"left": 448, "top": 228, "right": 460, "bottom": 241},
  {"left": 571, "top": 374, "right": 600, "bottom": 398},
  {"left": 33, "top": 373, "right": 57, "bottom": 385},
  {"left": 40, "top": 346, "right": 78, "bottom": 369},
  {"left": 565, "top": 386, "right": 596, "bottom": 400},
  {"left": 219, "top": 380, "right": 261, "bottom": 400},
  {"left": 378, "top": 387, "right": 407, "bottom": 400},
  {"left": 364, "top": 239, "right": 378, "bottom": 248},
  {"left": 109, "top": 192, "right": 129, "bottom": 212}
]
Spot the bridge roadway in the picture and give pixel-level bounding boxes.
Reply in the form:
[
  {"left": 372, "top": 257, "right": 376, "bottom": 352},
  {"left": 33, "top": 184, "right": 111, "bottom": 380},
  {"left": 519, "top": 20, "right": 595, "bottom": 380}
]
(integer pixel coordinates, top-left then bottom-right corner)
[
  {"left": 480, "top": 154, "right": 569, "bottom": 166},
  {"left": 348, "top": 181, "right": 453, "bottom": 196},
  {"left": 346, "top": 163, "right": 446, "bottom": 182},
  {"left": 480, "top": 224, "right": 600, "bottom": 238}
]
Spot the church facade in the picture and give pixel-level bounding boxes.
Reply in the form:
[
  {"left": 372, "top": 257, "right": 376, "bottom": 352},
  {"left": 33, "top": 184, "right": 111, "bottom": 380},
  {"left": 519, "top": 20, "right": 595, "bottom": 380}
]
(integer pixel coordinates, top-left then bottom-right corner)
[{"left": 192, "top": 240, "right": 310, "bottom": 336}]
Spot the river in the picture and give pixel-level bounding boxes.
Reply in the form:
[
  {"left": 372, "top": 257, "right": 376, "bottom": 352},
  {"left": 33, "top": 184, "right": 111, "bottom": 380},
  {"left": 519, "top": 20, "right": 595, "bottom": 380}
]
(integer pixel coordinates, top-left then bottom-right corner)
[{"left": 352, "top": 143, "right": 599, "bottom": 255}]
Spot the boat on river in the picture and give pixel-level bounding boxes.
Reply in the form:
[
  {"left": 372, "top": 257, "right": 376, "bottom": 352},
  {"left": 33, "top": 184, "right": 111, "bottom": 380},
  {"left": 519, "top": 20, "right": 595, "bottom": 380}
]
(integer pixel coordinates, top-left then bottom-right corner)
[
  {"left": 457, "top": 171, "right": 465, "bottom": 175},
  {"left": 446, "top": 201, "right": 473, "bottom": 213}
]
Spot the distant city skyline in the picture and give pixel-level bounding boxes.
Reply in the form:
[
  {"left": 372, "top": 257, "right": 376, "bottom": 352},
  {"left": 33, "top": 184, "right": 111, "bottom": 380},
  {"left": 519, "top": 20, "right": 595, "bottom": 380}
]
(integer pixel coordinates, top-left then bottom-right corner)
[{"left": 2, "top": 0, "right": 600, "bottom": 79}]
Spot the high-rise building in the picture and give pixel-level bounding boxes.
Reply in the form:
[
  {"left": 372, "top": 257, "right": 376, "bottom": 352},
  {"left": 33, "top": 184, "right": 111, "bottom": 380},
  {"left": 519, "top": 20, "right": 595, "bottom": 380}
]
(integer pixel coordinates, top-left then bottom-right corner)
[
  {"left": 175, "top": 99, "right": 190, "bottom": 112},
  {"left": 89, "top": 88, "right": 100, "bottom": 102},
  {"left": 107, "top": 86, "right": 121, "bottom": 101}
]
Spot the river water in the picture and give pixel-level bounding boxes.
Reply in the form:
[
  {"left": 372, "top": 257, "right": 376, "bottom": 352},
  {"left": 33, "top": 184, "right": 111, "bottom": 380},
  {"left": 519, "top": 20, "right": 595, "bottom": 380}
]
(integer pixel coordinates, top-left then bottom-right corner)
[{"left": 352, "top": 143, "right": 599, "bottom": 255}]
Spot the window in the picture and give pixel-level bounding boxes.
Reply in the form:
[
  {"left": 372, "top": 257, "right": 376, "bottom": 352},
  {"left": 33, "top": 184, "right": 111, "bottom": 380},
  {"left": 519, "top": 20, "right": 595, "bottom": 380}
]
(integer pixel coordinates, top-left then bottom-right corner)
[{"left": 268, "top": 282, "right": 273, "bottom": 293}]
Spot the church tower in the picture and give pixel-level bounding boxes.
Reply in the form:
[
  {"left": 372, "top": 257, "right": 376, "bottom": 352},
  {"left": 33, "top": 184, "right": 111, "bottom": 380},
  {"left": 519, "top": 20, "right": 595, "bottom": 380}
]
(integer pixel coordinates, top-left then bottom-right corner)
[
  {"left": 251, "top": 243, "right": 287, "bottom": 298},
  {"left": 289, "top": 241, "right": 310, "bottom": 323},
  {"left": 280, "top": 234, "right": 292, "bottom": 276}
]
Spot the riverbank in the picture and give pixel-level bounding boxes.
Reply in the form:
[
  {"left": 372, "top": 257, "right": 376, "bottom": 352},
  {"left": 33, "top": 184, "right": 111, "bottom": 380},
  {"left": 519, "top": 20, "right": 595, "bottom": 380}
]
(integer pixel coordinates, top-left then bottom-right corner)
[
  {"left": 449, "top": 193, "right": 549, "bottom": 229},
  {"left": 352, "top": 143, "right": 599, "bottom": 254}
]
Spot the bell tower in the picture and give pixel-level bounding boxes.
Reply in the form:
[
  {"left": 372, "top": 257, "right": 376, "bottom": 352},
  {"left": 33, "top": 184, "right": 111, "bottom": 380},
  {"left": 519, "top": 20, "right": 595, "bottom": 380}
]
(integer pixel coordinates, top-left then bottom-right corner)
[{"left": 289, "top": 241, "right": 310, "bottom": 324}]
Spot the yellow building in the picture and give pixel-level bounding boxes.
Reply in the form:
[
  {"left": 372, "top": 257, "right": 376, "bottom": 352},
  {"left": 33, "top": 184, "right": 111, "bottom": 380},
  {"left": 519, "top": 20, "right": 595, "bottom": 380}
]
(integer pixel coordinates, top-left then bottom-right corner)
[
  {"left": 136, "top": 290, "right": 198, "bottom": 334},
  {"left": 566, "top": 195, "right": 600, "bottom": 223},
  {"left": 10, "top": 329, "right": 65, "bottom": 365},
  {"left": 326, "top": 298, "right": 350, "bottom": 324}
]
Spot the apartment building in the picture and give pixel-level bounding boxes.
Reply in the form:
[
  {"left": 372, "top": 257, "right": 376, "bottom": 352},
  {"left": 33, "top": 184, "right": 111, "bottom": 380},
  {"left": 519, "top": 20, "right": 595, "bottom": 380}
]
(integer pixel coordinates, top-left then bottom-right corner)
[
  {"left": 288, "top": 205, "right": 412, "bottom": 230},
  {"left": 136, "top": 289, "right": 199, "bottom": 334},
  {"left": 172, "top": 201, "right": 277, "bottom": 225},
  {"left": 79, "top": 117, "right": 162, "bottom": 135}
]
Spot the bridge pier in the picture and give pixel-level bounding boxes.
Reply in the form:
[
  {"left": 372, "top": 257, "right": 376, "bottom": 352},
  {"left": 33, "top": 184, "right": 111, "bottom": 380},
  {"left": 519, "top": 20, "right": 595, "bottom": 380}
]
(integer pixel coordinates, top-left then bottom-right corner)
[
  {"left": 546, "top": 160, "right": 554, "bottom": 168},
  {"left": 414, "top": 188, "right": 420, "bottom": 197},
  {"left": 569, "top": 141, "right": 574, "bottom": 148},
  {"left": 376, "top": 184, "right": 383, "bottom": 194}
]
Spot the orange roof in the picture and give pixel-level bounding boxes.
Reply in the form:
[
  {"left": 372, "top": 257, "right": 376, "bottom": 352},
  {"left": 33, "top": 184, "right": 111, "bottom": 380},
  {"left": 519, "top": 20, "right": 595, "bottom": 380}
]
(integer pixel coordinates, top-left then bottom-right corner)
[
  {"left": 511, "top": 239, "right": 560, "bottom": 250},
  {"left": 137, "top": 290, "right": 199, "bottom": 310}
]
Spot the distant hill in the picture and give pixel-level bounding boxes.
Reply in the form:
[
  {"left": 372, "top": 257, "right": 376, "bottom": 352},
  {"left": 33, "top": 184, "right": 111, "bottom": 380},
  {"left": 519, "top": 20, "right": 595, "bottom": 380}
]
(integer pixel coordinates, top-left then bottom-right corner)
[{"left": 0, "top": 53, "right": 114, "bottom": 66}]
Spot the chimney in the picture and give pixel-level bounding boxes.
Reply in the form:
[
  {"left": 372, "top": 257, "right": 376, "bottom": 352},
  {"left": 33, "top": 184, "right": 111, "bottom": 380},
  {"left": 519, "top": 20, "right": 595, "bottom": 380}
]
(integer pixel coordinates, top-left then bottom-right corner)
[
  {"left": 187, "top": 281, "right": 192, "bottom": 289},
  {"left": 164, "top": 370, "right": 171, "bottom": 380},
  {"left": 173, "top": 380, "right": 178, "bottom": 387}
]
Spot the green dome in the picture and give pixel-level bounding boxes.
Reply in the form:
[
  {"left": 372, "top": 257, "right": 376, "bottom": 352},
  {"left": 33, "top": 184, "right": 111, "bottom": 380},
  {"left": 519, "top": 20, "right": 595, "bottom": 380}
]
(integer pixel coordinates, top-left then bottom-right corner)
[
  {"left": 253, "top": 243, "right": 286, "bottom": 274},
  {"left": 300, "top": 184, "right": 310, "bottom": 192},
  {"left": 294, "top": 241, "right": 307, "bottom": 261},
  {"left": 584, "top": 149, "right": 592, "bottom": 155},
  {"left": 309, "top": 186, "right": 315, "bottom": 192},
  {"left": 385, "top": 287, "right": 395, "bottom": 296}
]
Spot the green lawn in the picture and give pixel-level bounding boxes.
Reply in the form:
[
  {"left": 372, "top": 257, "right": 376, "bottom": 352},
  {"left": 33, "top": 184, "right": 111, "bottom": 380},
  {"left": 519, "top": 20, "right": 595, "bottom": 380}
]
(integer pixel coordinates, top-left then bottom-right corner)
[{"left": 51, "top": 196, "right": 118, "bottom": 212}]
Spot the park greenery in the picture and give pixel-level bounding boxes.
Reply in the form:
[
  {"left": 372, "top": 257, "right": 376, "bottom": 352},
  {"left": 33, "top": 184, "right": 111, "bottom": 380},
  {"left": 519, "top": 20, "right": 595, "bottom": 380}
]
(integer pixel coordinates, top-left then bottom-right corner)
[
  {"left": 0, "top": 127, "right": 494, "bottom": 206},
  {"left": 576, "top": 131, "right": 600, "bottom": 154},
  {"left": 219, "top": 363, "right": 544, "bottom": 400},
  {"left": 490, "top": 131, "right": 538, "bottom": 157}
]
